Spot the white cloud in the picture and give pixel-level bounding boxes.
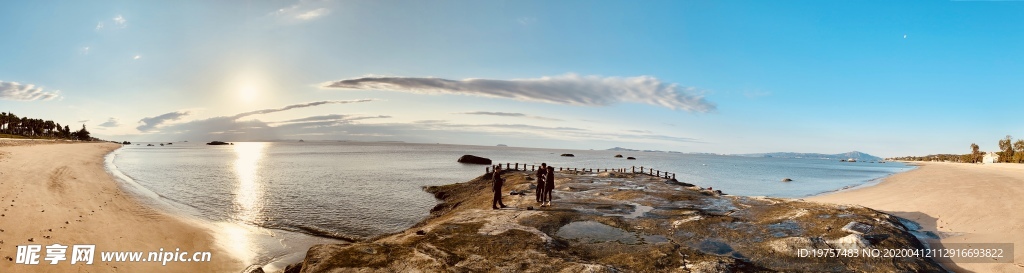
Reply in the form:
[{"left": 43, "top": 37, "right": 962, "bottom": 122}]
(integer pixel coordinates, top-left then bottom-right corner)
[
  {"left": 272, "top": 0, "right": 332, "bottom": 22},
  {"left": 325, "top": 74, "right": 716, "bottom": 112},
  {"left": 81, "top": 46, "right": 90, "bottom": 55},
  {"left": 113, "top": 15, "right": 126, "bottom": 27},
  {"left": 98, "top": 118, "right": 121, "bottom": 128},
  {"left": 456, "top": 111, "right": 562, "bottom": 121},
  {"left": 95, "top": 22, "right": 104, "bottom": 30},
  {"left": 137, "top": 111, "right": 192, "bottom": 131},
  {"left": 136, "top": 99, "right": 374, "bottom": 133},
  {"left": 133, "top": 55, "right": 141, "bottom": 60},
  {"left": 0, "top": 81, "right": 62, "bottom": 101},
  {"left": 296, "top": 8, "right": 330, "bottom": 20}
]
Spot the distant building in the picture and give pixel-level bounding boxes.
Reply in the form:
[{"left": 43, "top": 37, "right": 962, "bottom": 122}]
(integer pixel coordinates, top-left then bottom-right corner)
[{"left": 983, "top": 152, "right": 998, "bottom": 164}]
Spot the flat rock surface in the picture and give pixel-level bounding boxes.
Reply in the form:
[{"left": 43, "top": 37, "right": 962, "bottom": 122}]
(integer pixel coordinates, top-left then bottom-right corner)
[{"left": 292, "top": 170, "right": 944, "bottom": 272}]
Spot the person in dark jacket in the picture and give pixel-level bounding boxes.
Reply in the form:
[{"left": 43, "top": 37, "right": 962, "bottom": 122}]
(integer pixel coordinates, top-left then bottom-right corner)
[
  {"left": 492, "top": 165, "right": 507, "bottom": 209},
  {"left": 542, "top": 166, "right": 555, "bottom": 207},
  {"left": 535, "top": 163, "right": 547, "bottom": 203}
]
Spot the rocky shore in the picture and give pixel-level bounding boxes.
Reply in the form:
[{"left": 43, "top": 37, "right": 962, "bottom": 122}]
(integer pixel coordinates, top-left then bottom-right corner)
[{"left": 283, "top": 170, "right": 944, "bottom": 272}]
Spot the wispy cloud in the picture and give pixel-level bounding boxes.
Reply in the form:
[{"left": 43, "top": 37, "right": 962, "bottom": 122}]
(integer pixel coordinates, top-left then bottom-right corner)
[
  {"left": 137, "top": 111, "right": 192, "bottom": 132},
  {"left": 0, "top": 81, "right": 62, "bottom": 101},
  {"left": 231, "top": 99, "right": 373, "bottom": 119},
  {"left": 272, "top": 114, "right": 391, "bottom": 124},
  {"left": 456, "top": 111, "right": 562, "bottom": 121},
  {"left": 517, "top": 17, "right": 538, "bottom": 26},
  {"left": 296, "top": 8, "right": 330, "bottom": 20},
  {"left": 134, "top": 100, "right": 376, "bottom": 140},
  {"left": 272, "top": 0, "right": 332, "bottom": 22},
  {"left": 113, "top": 15, "right": 127, "bottom": 27},
  {"left": 325, "top": 74, "right": 716, "bottom": 112},
  {"left": 98, "top": 118, "right": 121, "bottom": 128},
  {"left": 136, "top": 99, "right": 375, "bottom": 134},
  {"left": 95, "top": 22, "right": 104, "bottom": 30}
]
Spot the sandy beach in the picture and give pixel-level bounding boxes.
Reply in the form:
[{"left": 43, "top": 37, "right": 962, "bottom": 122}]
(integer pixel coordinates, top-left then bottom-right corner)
[
  {"left": 0, "top": 142, "right": 243, "bottom": 272},
  {"left": 809, "top": 161, "right": 1024, "bottom": 272}
]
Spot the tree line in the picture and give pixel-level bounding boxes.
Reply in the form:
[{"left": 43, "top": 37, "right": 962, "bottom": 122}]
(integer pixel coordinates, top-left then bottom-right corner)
[
  {"left": 889, "top": 135, "right": 1024, "bottom": 163},
  {"left": 0, "top": 112, "right": 92, "bottom": 141}
]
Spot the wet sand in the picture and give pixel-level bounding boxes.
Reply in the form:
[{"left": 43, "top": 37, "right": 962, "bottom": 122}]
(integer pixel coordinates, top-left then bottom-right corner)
[
  {"left": 0, "top": 142, "right": 243, "bottom": 272},
  {"left": 809, "top": 161, "right": 1024, "bottom": 272}
]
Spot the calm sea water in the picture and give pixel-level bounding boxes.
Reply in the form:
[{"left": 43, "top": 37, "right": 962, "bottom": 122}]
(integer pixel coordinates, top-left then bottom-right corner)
[{"left": 108, "top": 141, "right": 912, "bottom": 241}]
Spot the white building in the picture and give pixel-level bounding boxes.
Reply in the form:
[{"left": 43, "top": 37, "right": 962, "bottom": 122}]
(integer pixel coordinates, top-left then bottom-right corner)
[{"left": 982, "top": 152, "right": 998, "bottom": 164}]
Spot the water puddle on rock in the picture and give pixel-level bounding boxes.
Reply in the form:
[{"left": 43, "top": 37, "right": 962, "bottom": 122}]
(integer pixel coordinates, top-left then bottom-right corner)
[
  {"left": 556, "top": 221, "right": 639, "bottom": 244},
  {"left": 600, "top": 202, "right": 654, "bottom": 219}
]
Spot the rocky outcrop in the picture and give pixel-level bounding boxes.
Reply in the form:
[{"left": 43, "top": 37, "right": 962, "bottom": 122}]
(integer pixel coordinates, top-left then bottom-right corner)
[
  {"left": 614, "top": 154, "right": 623, "bottom": 158},
  {"left": 290, "top": 171, "right": 943, "bottom": 272},
  {"left": 560, "top": 153, "right": 575, "bottom": 157},
  {"left": 456, "top": 155, "right": 492, "bottom": 165},
  {"left": 782, "top": 178, "right": 793, "bottom": 182}
]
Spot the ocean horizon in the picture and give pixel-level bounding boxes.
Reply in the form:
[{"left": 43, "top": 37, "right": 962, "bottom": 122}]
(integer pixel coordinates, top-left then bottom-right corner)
[{"left": 106, "top": 141, "right": 913, "bottom": 243}]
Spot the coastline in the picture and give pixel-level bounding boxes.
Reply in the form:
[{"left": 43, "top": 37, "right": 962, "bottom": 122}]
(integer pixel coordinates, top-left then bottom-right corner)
[
  {"left": 0, "top": 142, "right": 244, "bottom": 272},
  {"left": 286, "top": 168, "right": 943, "bottom": 272},
  {"left": 808, "top": 161, "right": 1024, "bottom": 272},
  {"left": 803, "top": 162, "right": 919, "bottom": 198}
]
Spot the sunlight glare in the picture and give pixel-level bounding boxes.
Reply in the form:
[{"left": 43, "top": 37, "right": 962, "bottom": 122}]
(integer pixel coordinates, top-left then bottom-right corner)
[{"left": 239, "top": 84, "right": 258, "bottom": 102}]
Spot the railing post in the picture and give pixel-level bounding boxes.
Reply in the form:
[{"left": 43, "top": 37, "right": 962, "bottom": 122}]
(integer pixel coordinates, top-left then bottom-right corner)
[
  {"left": 673, "top": 173, "right": 676, "bottom": 180},
  {"left": 632, "top": 166, "right": 635, "bottom": 173},
  {"left": 649, "top": 169, "right": 653, "bottom": 175},
  {"left": 506, "top": 163, "right": 510, "bottom": 169},
  {"left": 531, "top": 165, "right": 535, "bottom": 171},
  {"left": 657, "top": 170, "right": 660, "bottom": 177},
  {"left": 515, "top": 163, "right": 519, "bottom": 170},
  {"left": 640, "top": 166, "right": 644, "bottom": 173},
  {"left": 486, "top": 166, "right": 490, "bottom": 174}
]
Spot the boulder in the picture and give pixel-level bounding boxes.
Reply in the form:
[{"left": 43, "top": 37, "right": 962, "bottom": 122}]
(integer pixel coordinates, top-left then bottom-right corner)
[
  {"left": 614, "top": 154, "right": 623, "bottom": 158},
  {"left": 457, "top": 155, "right": 492, "bottom": 165},
  {"left": 560, "top": 153, "right": 575, "bottom": 157},
  {"left": 626, "top": 157, "right": 636, "bottom": 160},
  {"left": 782, "top": 178, "right": 793, "bottom": 182},
  {"left": 283, "top": 263, "right": 302, "bottom": 273}
]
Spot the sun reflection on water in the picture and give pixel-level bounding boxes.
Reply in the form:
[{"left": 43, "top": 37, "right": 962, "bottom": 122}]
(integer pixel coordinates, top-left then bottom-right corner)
[
  {"left": 217, "top": 142, "right": 268, "bottom": 264},
  {"left": 233, "top": 142, "right": 266, "bottom": 224}
]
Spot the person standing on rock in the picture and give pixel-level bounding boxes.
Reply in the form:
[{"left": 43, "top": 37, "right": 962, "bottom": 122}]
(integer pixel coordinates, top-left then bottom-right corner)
[
  {"left": 536, "top": 163, "right": 547, "bottom": 203},
  {"left": 543, "top": 166, "right": 555, "bottom": 207},
  {"left": 492, "top": 165, "right": 508, "bottom": 210}
]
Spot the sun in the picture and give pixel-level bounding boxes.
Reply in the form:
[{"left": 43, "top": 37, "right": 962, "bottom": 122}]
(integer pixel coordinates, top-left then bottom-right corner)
[{"left": 239, "top": 85, "right": 258, "bottom": 102}]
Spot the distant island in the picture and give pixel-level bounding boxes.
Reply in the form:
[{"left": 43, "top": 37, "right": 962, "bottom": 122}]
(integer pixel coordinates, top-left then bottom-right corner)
[
  {"left": 606, "top": 147, "right": 684, "bottom": 153},
  {"left": 734, "top": 151, "right": 883, "bottom": 162}
]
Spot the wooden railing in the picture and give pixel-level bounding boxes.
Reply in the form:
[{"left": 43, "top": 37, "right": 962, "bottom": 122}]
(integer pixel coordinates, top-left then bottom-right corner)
[{"left": 485, "top": 162, "right": 676, "bottom": 180}]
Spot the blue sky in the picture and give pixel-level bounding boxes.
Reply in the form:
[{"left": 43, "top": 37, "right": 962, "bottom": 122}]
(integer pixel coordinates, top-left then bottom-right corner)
[{"left": 2, "top": 0, "right": 1023, "bottom": 157}]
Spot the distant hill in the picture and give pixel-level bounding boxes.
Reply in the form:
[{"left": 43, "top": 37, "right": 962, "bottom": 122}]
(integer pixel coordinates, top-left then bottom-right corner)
[
  {"left": 733, "top": 151, "right": 883, "bottom": 162},
  {"left": 607, "top": 147, "right": 640, "bottom": 152}
]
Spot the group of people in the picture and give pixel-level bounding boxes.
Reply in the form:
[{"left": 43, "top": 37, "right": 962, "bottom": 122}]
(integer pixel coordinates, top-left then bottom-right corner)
[
  {"left": 535, "top": 163, "right": 554, "bottom": 207},
  {"left": 490, "top": 163, "right": 556, "bottom": 210}
]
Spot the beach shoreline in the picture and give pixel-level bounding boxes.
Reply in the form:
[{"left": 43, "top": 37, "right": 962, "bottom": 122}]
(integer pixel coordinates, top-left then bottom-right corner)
[
  {"left": 808, "top": 161, "right": 1024, "bottom": 272},
  {"left": 0, "top": 142, "right": 245, "bottom": 272}
]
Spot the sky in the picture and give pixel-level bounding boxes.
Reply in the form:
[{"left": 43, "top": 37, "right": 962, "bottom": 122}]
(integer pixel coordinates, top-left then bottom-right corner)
[{"left": 2, "top": 0, "right": 1024, "bottom": 157}]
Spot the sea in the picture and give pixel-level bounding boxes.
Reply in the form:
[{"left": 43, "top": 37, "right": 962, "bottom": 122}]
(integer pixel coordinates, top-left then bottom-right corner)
[{"left": 104, "top": 141, "right": 912, "bottom": 267}]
